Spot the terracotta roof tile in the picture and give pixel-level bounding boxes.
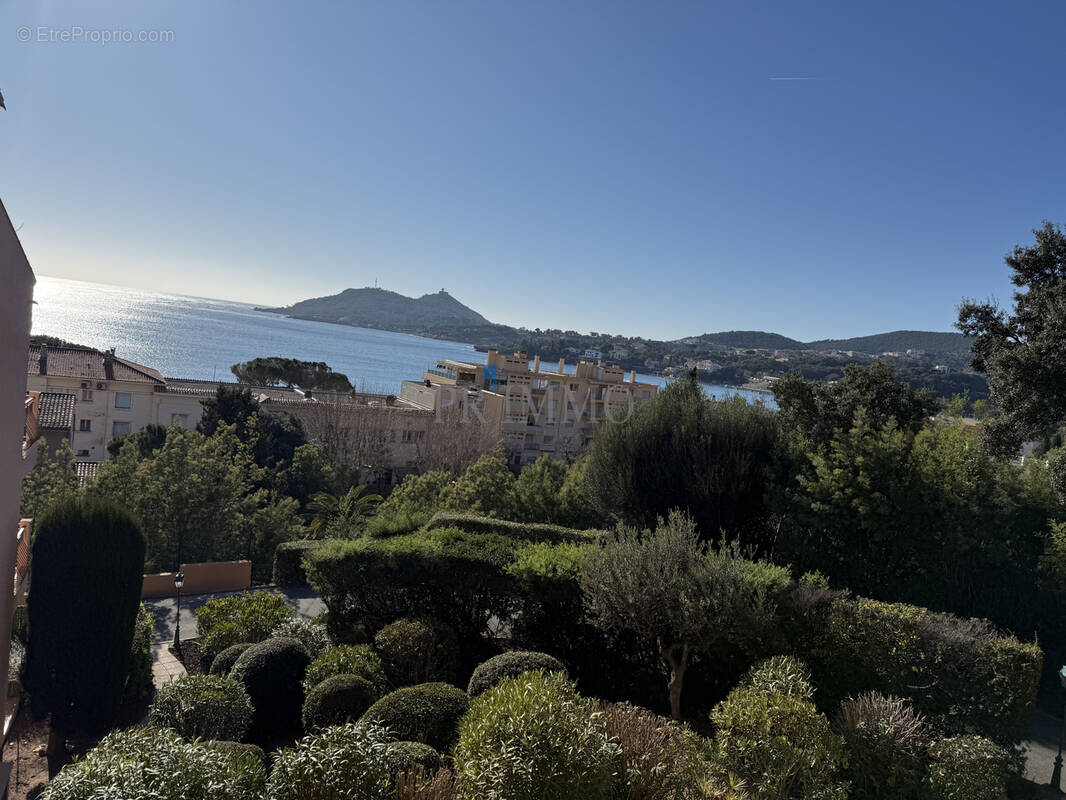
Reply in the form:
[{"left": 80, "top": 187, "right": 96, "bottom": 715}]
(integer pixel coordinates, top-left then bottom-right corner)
[
  {"left": 36, "top": 392, "right": 76, "bottom": 429},
  {"left": 28, "top": 345, "right": 164, "bottom": 384}
]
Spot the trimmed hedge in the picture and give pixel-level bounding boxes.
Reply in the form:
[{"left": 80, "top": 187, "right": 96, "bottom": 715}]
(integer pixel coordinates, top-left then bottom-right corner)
[
  {"left": 359, "top": 682, "right": 470, "bottom": 752},
  {"left": 149, "top": 674, "right": 253, "bottom": 741},
  {"left": 210, "top": 643, "right": 253, "bottom": 676},
  {"left": 123, "top": 604, "right": 154, "bottom": 703},
  {"left": 384, "top": 741, "right": 442, "bottom": 776},
  {"left": 927, "top": 735, "right": 1011, "bottom": 800},
  {"left": 374, "top": 618, "right": 459, "bottom": 686},
  {"left": 468, "top": 651, "right": 566, "bottom": 697},
  {"left": 423, "top": 512, "right": 603, "bottom": 545},
  {"left": 268, "top": 723, "right": 394, "bottom": 800},
  {"left": 231, "top": 637, "right": 311, "bottom": 745},
  {"left": 196, "top": 591, "right": 294, "bottom": 666},
  {"left": 273, "top": 540, "right": 327, "bottom": 586},
  {"left": 304, "top": 644, "right": 387, "bottom": 696},
  {"left": 203, "top": 740, "right": 266, "bottom": 767},
  {"left": 302, "top": 674, "right": 379, "bottom": 731}
]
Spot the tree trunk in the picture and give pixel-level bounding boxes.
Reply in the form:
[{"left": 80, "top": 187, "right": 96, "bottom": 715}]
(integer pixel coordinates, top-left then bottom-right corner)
[
  {"left": 46, "top": 722, "right": 67, "bottom": 777},
  {"left": 662, "top": 641, "right": 690, "bottom": 721}
]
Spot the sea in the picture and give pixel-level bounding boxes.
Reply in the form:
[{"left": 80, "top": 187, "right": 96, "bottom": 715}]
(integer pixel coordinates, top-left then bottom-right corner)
[{"left": 31, "top": 276, "right": 773, "bottom": 405}]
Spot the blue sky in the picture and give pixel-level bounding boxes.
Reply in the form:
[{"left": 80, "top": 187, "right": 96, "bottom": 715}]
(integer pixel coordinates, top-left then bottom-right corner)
[{"left": 2, "top": 1, "right": 1064, "bottom": 341}]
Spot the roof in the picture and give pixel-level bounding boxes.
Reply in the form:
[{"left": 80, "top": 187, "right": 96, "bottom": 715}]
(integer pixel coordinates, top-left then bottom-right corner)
[
  {"left": 28, "top": 345, "right": 164, "bottom": 384},
  {"left": 36, "top": 392, "right": 76, "bottom": 429},
  {"left": 75, "top": 461, "right": 99, "bottom": 487}
]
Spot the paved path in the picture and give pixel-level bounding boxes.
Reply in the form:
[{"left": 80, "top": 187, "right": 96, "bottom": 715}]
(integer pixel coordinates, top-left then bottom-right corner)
[
  {"left": 142, "top": 585, "right": 326, "bottom": 645},
  {"left": 1025, "top": 708, "right": 1066, "bottom": 789},
  {"left": 151, "top": 643, "right": 186, "bottom": 688}
]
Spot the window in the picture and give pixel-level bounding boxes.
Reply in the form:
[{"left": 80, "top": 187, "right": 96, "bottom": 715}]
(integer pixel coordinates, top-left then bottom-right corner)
[
  {"left": 543, "top": 435, "right": 553, "bottom": 444},
  {"left": 112, "top": 421, "right": 132, "bottom": 437},
  {"left": 76, "top": 449, "right": 90, "bottom": 457},
  {"left": 114, "top": 392, "right": 132, "bottom": 409},
  {"left": 81, "top": 388, "right": 93, "bottom": 401},
  {"left": 78, "top": 419, "right": 91, "bottom": 432},
  {"left": 170, "top": 413, "right": 188, "bottom": 428}
]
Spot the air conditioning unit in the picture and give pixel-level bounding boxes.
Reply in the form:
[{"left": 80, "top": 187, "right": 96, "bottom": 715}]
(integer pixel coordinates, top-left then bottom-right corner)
[
  {"left": 96, "top": 383, "right": 105, "bottom": 390},
  {"left": 81, "top": 382, "right": 89, "bottom": 389}
]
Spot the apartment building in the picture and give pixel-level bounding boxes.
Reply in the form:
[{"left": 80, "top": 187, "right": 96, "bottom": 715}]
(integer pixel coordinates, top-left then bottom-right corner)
[{"left": 400, "top": 348, "right": 659, "bottom": 467}]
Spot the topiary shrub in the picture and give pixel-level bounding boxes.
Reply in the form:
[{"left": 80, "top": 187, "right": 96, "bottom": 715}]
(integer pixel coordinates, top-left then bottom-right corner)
[
  {"left": 711, "top": 657, "right": 848, "bottom": 800},
  {"left": 210, "top": 642, "right": 253, "bottom": 676},
  {"left": 374, "top": 617, "right": 460, "bottom": 687},
  {"left": 149, "top": 674, "right": 254, "bottom": 742},
  {"left": 384, "top": 741, "right": 443, "bottom": 776},
  {"left": 124, "top": 604, "right": 155, "bottom": 703},
  {"left": 835, "top": 692, "right": 929, "bottom": 800},
  {"left": 195, "top": 591, "right": 294, "bottom": 666},
  {"left": 467, "top": 650, "right": 566, "bottom": 697},
  {"left": 602, "top": 703, "right": 711, "bottom": 800},
  {"left": 304, "top": 644, "right": 387, "bottom": 696},
  {"left": 43, "top": 726, "right": 266, "bottom": 800},
  {"left": 454, "top": 670, "right": 621, "bottom": 800},
  {"left": 302, "top": 674, "right": 379, "bottom": 731},
  {"left": 267, "top": 722, "right": 395, "bottom": 800},
  {"left": 273, "top": 540, "right": 327, "bottom": 586},
  {"left": 231, "top": 637, "right": 310, "bottom": 745},
  {"left": 272, "top": 616, "right": 332, "bottom": 659},
  {"left": 202, "top": 740, "right": 266, "bottom": 768},
  {"left": 360, "top": 683, "right": 470, "bottom": 752},
  {"left": 926, "top": 735, "right": 1011, "bottom": 800}
]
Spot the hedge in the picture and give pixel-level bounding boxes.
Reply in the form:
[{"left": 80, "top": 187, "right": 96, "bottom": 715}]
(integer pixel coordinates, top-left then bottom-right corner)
[
  {"left": 423, "top": 512, "right": 604, "bottom": 545},
  {"left": 273, "top": 540, "right": 327, "bottom": 586},
  {"left": 149, "top": 674, "right": 253, "bottom": 741},
  {"left": 302, "top": 674, "right": 379, "bottom": 731},
  {"left": 123, "top": 604, "right": 154, "bottom": 703},
  {"left": 384, "top": 741, "right": 442, "bottom": 776},
  {"left": 468, "top": 651, "right": 566, "bottom": 697},
  {"left": 231, "top": 637, "right": 311, "bottom": 745},
  {"left": 210, "top": 643, "right": 253, "bottom": 676},
  {"left": 375, "top": 618, "right": 459, "bottom": 686},
  {"left": 359, "top": 682, "right": 470, "bottom": 752},
  {"left": 304, "top": 645, "right": 387, "bottom": 696}
]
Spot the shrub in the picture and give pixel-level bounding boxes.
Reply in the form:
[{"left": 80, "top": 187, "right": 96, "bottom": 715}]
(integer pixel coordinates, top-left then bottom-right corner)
[
  {"left": 302, "top": 674, "right": 379, "bottom": 731},
  {"left": 196, "top": 591, "right": 294, "bottom": 665},
  {"left": 454, "top": 670, "right": 621, "bottom": 800},
  {"left": 384, "top": 741, "right": 443, "bottom": 775},
  {"left": 423, "top": 511, "right": 601, "bottom": 544},
  {"left": 603, "top": 702, "right": 711, "bottom": 800},
  {"left": 202, "top": 740, "right": 265, "bottom": 767},
  {"left": 926, "top": 735, "right": 1010, "bottom": 800},
  {"left": 210, "top": 642, "right": 253, "bottom": 676},
  {"left": 375, "top": 618, "right": 459, "bottom": 686},
  {"left": 268, "top": 722, "right": 395, "bottom": 800},
  {"left": 273, "top": 540, "right": 326, "bottom": 586},
  {"left": 711, "top": 657, "right": 847, "bottom": 800},
  {"left": 360, "top": 682, "right": 470, "bottom": 752},
  {"left": 305, "top": 644, "right": 387, "bottom": 696},
  {"left": 43, "top": 726, "right": 266, "bottom": 800},
  {"left": 440, "top": 453, "right": 518, "bottom": 519},
  {"left": 395, "top": 768, "right": 458, "bottom": 800},
  {"left": 123, "top": 603, "right": 154, "bottom": 703},
  {"left": 835, "top": 692, "right": 928, "bottom": 800},
  {"left": 231, "top": 637, "right": 311, "bottom": 745},
  {"left": 149, "top": 674, "right": 254, "bottom": 741},
  {"left": 272, "top": 616, "right": 332, "bottom": 659},
  {"left": 467, "top": 650, "right": 566, "bottom": 696}
]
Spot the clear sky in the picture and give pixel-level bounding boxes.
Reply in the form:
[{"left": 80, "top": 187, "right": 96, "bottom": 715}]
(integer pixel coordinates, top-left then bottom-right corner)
[{"left": 2, "top": 1, "right": 1064, "bottom": 341}]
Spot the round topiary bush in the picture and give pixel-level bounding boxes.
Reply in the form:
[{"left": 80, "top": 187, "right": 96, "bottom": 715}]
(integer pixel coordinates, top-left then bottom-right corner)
[
  {"left": 467, "top": 650, "right": 566, "bottom": 697},
  {"left": 359, "top": 682, "right": 470, "bottom": 752},
  {"left": 304, "top": 644, "right": 387, "bottom": 696},
  {"left": 374, "top": 618, "right": 459, "bottom": 686},
  {"left": 454, "top": 670, "right": 621, "bottom": 800},
  {"left": 148, "top": 674, "right": 254, "bottom": 742},
  {"left": 267, "top": 723, "right": 395, "bottom": 800},
  {"left": 231, "top": 637, "right": 311, "bottom": 745},
  {"left": 209, "top": 642, "right": 253, "bottom": 676},
  {"left": 271, "top": 617, "right": 332, "bottom": 659},
  {"left": 384, "top": 740, "right": 442, "bottom": 776},
  {"left": 302, "top": 674, "right": 380, "bottom": 731},
  {"left": 926, "top": 735, "right": 1011, "bottom": 800}
]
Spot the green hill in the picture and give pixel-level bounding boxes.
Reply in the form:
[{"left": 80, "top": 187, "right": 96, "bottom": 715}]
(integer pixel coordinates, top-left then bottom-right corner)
[{"left": 807, "top": 330, "right": 971, "bottom": 356}]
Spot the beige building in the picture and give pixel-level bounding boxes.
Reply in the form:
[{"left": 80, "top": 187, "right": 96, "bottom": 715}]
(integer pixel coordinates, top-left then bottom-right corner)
[{"left": 401, "top": 348, "right": 659, "bottom": 467}]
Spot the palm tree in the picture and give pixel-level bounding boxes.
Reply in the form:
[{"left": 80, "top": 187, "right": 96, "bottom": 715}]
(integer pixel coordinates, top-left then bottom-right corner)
[{"left": 306, "top": 485, "right": 383, "bottom": 538}]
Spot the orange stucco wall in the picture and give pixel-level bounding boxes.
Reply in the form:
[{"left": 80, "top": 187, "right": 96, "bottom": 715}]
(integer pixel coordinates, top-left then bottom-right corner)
[{"left": 141, "top": 560, "right": 252, "bottom": 598}]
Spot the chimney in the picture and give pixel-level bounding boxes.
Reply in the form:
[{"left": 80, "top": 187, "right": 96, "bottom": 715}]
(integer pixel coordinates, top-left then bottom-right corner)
[
  {"left": 629, "top": 370, "right": 636, "bottom": 383},
  {"left": 103, "top": 347, "right": 116, "bottom": 380},
  {"left": 38, "top": 345, "right": 48, "bottom": 375},
  {"left": 533, "top": 355, "right": 540, "bottom": 373},
  {"left": 558, "top": 358, "right": 565, "bottom": 373}
]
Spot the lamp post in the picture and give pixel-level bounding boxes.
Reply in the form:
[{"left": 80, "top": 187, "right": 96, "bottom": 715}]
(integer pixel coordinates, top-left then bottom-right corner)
[
  {"left": 1052, "top": 665, "right": 1066, "bottom": 790},
  {"left": 172, "top": 570, "right": 185, "bottom": 652}
]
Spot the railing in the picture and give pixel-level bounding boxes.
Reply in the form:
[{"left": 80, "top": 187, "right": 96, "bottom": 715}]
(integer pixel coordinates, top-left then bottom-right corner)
[
  {"left": 426, "top": 368, "right": 457, "bottom": 380},
  {"left": 14, "top": 520, "right": 30, "bottom": 603}
]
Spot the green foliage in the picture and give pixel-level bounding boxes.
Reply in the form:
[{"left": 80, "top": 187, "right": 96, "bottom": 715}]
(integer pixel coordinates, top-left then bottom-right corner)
[
  {"left": 106, "top": 422, "right": 168, "bottom": 458},
  {"left": 375, "top": 618, "right": 460, "bottom": 686},
  {"left": 926, "top": 735, "right": 1010, "bottom": 800},
  {"left": 231, "top": 356, "right": 353, "bottom": 391},
  {"left": 19, "top": 439, "right": 78, "bottom": 519},
  {"left": 360, "top": 682, "right": 470, "bottom": 751},
  {"left": 231, "top": 637, "right": 311, "bottom": 744},
  {"left": 24, "top": 497, "right": 146, "bottom": 738},
  {"left": 440, "top": 452, "right": 518, "bottom": 519},
  {"left": 273, "top": 539, "right": 326, "bottom": 586},
  {"left": 557, "top": 456, "right": 607, "bottom": 529},
  {"left": 196, "top": 591, "right": 295, "bottom": 665},
  {"left": 602, "top": 702, "right": 712, "bottom": 800},
  {"left": 581, "top": 511, "right": 775, "bottom": 719},
  {"left": 44, "top": 726, "right": 266, "bottom": 800},
  {"left": 210, "top": 643, "right": 253, "bottom": 676},
  {"left": 124, "top": 603, "right": 155, "bottom": 703},
  {"left": 586, "top": 377, "right": 780, "bottom": 543},
  {"left": 197, "top": 384, "right": 308, "bottom": 471},
  {"left": 957, "top": 221, "right": 1066, "bottom": 456},
  {"left": 835, "top": 692, "right": 928, "bottom": 800},
  {"left": 454, "top": 670, "right": 621, "bottom": 800},
  {"left": 202, "top": 740, "right": 265, "bottom": 766},
  {"left": 305, "top": 644, "right": 387, "bottom": 696},
  {"left": 514, "top": 455, "right": 568, "bottom": 522},
  {"left": 149, "top": 674, "right": 254, "bottom": 741},
  {"left": 384, "top": 741, "right": 442, "bottom": 776},
  {"left": 371, "top": 470, "right": 453, "bottom": 534},
  {"left": 467, "top": 650, "right": 566, "bottom": 697},
  {"left": 711, "top": 657, "right": 847, "bottom": 800},
  {"left": 268, "top": 723, "right": 394, "bottom": 800},
  {"left": 272, "top": 616, "right": 332, "bottom": 659},
  {"left": 278, "top": 443, "right": 346, "bottom": 509},
  {"left": 302, "top": 674, "right": 379, "bottom": 731},
  {"left": 307, "top": 485, "right": 383, "bottom": 538},
  {"left": 423, "top": 510, "right": 602, "bottom": 544}
]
